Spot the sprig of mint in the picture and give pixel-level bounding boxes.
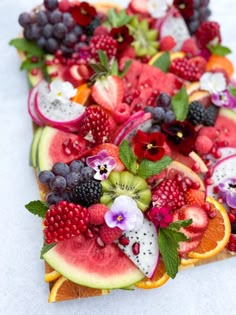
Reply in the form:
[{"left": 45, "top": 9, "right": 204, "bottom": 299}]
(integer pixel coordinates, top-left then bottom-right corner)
[
  {"left": 152, "top": 52, "right": 170, "bottom": 73},
  {"left": 208, "top": 43, "right": 232, "bottom": 56},
  {"left": 119, "top": 140, "right": 137, "bottom": 174},
  {"left": 137, "top": 156, "right": 172, "bottom": 179},
  {"left": 171, "top": 87, "right": 189, "bottom": 121},
  {"left": 40, "top": 243, "right": 56, "bottom": 259},
  {"left": 105, "top": 8, "right": 132, "bottom": 27},
  {"left": 158, "top": 219, "right": 192, "bottom": 279},
  {"left": 25, "top": 200, "right": 48, "bottom": 218},
  {"left": 229, "top": 87, "right": 236, "bottom": 97}
]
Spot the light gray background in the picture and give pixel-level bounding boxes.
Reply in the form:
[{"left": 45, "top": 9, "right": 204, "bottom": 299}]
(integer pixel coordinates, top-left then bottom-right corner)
[{"left": 1, "top": 1, "right": 236, "bottom": 314}]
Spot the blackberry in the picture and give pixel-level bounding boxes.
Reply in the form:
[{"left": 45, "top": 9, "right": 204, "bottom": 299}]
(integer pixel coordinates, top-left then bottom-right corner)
[
  {"left": 84, "top": 17, "right": 101, "bottom": 36},
  {"left": 204, "top": 105, "right": 218, "bottom": 126},
  {"left": 187, "top": 101, "right": 206, "bottom": 125},
  {"left": 70, "top": 180, "right": 102, "bottom": 207}
]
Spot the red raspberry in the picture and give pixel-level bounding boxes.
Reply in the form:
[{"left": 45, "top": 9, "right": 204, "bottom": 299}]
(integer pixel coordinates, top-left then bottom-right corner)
[
  {"left": 43, "top": 201, "right": 90, "bottom": 244},
  {"left": 99, "top": 224, "right": 122, "bottom": 244},
  {"left": 152, "top": 179, "right": 185, "bottom": 210},
  {"left": 196, "top": 21, "right": 221, "bottom": 49},
  {"left": 181, "top": 38, "right": 199, "bottom": 57},
  {"left": 88, "top": 204, "right": 108, "bottom": 225},
  {"left": 80, "top": 105, "right": 111, "bottom": 146},
  {"left": 89, "top": 35, "right": 117, "bottom": 60},
  {"left": 159, "top": 36, "right": 176, "bottom": 51},
  {"left": 113, "top": 103, "right": 131, "bottom": 124},
  {"left": 170, "top": 57, "right": 202, "bottom": 82}
]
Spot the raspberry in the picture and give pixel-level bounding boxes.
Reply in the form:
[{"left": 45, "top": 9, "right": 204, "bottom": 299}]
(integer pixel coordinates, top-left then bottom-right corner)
[
  {"left": 181, "top": 38, "right": 199, "bottom": 57},
  {"left": 170, "top": 58, "right": 202, "bottom": 82},
  {"left": 99, "top": 224, "right": 122, "bottom": 244},
  {"left": 195, "top": 135, "right": 213, "bottom": 154},
  {"left": 43, "top": 201, "right": 89, "bottom": 244},
  {"left": 88, "top": 204, "right": 108, "bottom": 225},
  {"left": 152, "top": 179, "right": 185, "bottom": 210},
  {"left": 159, "top": 36, "right": 176, "bottom": 51},
  {"left": 70, "top": 180, "right": 102, "bottom": 207},
  {"left": 113, "top": 103, "right": 131, "bottom": 124},
  {"left": 196, "top": 21, "right": 221, "bottom": 49},
  {"left": 80, "top": 105, "right": 111, "bottom": 146},
  {"left": 89, "top": 35, "right": 117, "bottom": 60}
]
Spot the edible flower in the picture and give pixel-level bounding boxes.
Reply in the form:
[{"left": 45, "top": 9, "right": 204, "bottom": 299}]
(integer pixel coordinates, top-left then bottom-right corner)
[
  {"left": 162, "top": 120, "right": 196, "bottom": 155},
  {"left": 48, "top": 80, "right": 77, "bottom": 102},
  {"left": 105, "top": 196, "right": 144, "bottom": 231},
  {"left": 132, "top": 130, "right": 166, "bottom": 162},
  {"left": 212, "top": 89, "right": 236, "bottom": 110},
  {"left": 110, "top": 26, "right": 134, "bottom": 51},
  {"left": 86, "top": 150, "right": 116, "bottom": 180},
  {"left": 148, "top": 206, "right": 173, "bottom": 228},
  {"left": 70, "top": 2, "right": 97, "bottom": 26},
  {"left": 199, "top": 72, "right": 226, "bottom": 94},
  {"left": 218, "top": 178, "right": 236, "bottom": 208},
  {"left": 147, "top": 0, "right": 173, "bottom": 18}
]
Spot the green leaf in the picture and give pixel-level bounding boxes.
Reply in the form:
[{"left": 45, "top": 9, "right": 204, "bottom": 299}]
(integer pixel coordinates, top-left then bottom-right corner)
[
  {"left": 25, "top": 200, "right": 48, "bottom": 218},
  {"left": 229, "top": 87, "right": 236, "bottom": 96},
  {"left": 40, "top": 243, "right": 56, "bottom": 259},
  {"left": 137, "top": 156, "right": 172, "bottom": 179},
  {"left": 20, "top": 58, "right": 44, "bottom": 71},
  {"left": 119, "top": 60, "right": 132, "bottom": 78},
  {"left": 119, "top": 140, "right": 137, "bottom": 174},
  {"left": 168, "top": 219, "right": 192, "bottom": 231},
  {"left": 111, "top": 60, "right": 119, "bottom": 76},
  {"left": 171, "top": 87, "right": 189, "bottom": 121},
  {"left": 107, "top": 8, "right": 132, "bottom": 27},
  {"left": 152, "top": 52, "right": 170, "bottom": 73},
  {"left": 98, "top": 50, "right": 109, "bottom": 70},
  {"left": 9, "top": 38, "right": 44, "bottom": 57},
  {"left": 208, "top": 43, "right": 232, "bottom": 56}
]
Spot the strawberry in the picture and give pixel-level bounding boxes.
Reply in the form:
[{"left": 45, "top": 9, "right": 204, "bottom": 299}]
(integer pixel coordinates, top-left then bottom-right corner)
[
  {"left": 184, "top": 189, "right": 206, "bottom": 207},
  {"left": 181, "top": 38, "right": 199, "bottom": 57},
  {"left": 179, "top": 227, "right": 202, "bottom": 241},
  {"left": 92, "top": 75, "right": 125, "bottom": 113},
  {"left": 88, "top": 204, "right": 108, "bottom": 225},
  {"left": 100, "top": 224, "right": 122, "bottom": 244},
  {"left": 177, "top": 205, "right": 209, "bottom": 233},
  {"left": 130, "top": 0, "right": 148, "bottom": 14},
  {"left": 178, "top": 238, "right": 201, "bottom": 255},
  {"left": 159, "top": 36, "right": 176, "bottom": 51}
]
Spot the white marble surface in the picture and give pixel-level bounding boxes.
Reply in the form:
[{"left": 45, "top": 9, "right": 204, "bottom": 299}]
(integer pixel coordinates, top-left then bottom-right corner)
[{"left": 1, "top": 1, "right": 236, "bottom": 314}]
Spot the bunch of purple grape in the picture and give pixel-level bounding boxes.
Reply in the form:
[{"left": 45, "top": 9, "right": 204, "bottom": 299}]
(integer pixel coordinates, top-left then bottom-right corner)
[{"left": 38, "top": 160, "right": 95, "bottom": 205}]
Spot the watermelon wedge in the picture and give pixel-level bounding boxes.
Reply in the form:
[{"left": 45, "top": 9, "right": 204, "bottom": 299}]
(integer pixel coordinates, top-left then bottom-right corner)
[{"left": 43, "top": 235, "right": 144, "bottom": 289}]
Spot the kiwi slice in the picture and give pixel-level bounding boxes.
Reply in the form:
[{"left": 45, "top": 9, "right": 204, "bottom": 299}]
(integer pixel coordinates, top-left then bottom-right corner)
[{"left": 100, "top": 171, "right": 151, "bottom": 211}]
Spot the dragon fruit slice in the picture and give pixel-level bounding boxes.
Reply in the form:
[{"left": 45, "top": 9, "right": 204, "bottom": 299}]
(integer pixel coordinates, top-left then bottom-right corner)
[
  {"left": 156, "top": 7, "right": 190, "bottom": 51},
  {"left": 117, "top": 218, "right": 159, "bottom": 278},
  {"left": 206, "top": 154, "right": 236, "bottom": 200},
  {"left": 34, "top": 81, "right": 85, "bottom": 132},
  {"left": 28, "top": 81, "right": 46, "bottom": 126}
]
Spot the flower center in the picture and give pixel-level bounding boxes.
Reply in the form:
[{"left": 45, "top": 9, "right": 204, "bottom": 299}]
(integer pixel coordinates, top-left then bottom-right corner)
[
  {"left": 57, "top": 91, "right": 62, "bottom": 97},
  {"left": 116, "top": 215, "right": 124, "bottom": 222},
  {"left": 147, "top": 143, "right": 154, "bottom": 150},
  {"left": 229, "top": 183, "right": 236, "bottom": 191},
  {"left": 176, "top": 131, "right": 183, "bottom": 138},
  {"left": 99, "top": 164, "right": 108, "bottom": 175}
]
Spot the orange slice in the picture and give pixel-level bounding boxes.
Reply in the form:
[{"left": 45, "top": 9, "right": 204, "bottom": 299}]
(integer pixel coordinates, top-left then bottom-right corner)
[
  {"left": 48, "top": 276, "right": 109, "bottom": 303},
  {"left": 135, "top": 257, "right": 170, "bottom": 289},
  {"left": 206, "top": 55, "right": 234, "bottom": 78},
  {"left": 72, "top": 83, "right": 91, "bottom": 105},
  {"left": 148, "top": 51, "right": 186, "bottom": 65},
  {"left": 180, "top": 257, "right": 199, "bottom": 266},
  {"left": 188, "top": 197, "right": 231, "bottom": 259},
  {"left": 45, "top": 262, "right": 61, "bottom": 283}
]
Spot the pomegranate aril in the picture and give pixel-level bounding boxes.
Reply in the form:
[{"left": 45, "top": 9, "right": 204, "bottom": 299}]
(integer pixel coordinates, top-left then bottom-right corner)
[
  {"left": 119, "top": 236, "right": 130, "bottom": 246},
  {"left": 132, "top": 242, "right": 140, "bottom": 255},
  {"left": 229, "top": 213, "right": 236, "bottom": 223}
]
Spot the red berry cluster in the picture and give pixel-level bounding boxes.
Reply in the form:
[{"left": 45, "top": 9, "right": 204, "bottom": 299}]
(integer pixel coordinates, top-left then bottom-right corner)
[
  {"left": 170, "top": 58, "right": 202, "bottom": 82},
  {"left": 196, "top": 21, "right": 221, "bottom": 49},
  {"left": 89, "top": 35, "right": 117, "bottom": 61}
]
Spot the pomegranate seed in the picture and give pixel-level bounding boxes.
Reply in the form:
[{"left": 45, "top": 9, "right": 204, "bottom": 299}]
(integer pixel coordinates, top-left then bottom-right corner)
[
  {"left": 213, "top": 185, "right": 219, "bottom": 194},
  {"left": 229, "top": 234, "right": 236, "bottom": 243},
  {"left": 229, "top": 213, "right": 236, "bottom": 223},
  {"left": 192, "top": 162, "right": 200, "bottom": 172},
  {"left": 191, "top": 181, "right": 201, "bottom": 189},
  {"left": 30, "top": 68, "right": 39, "bottom": 76},
  {"left": 119, "top": 236, "right": 130, "bottom": 246},
  {"left": 214, "top": 149, "right": 222, "bottom": 159},
  {"left": 202, "top": 202, "right": 211, "bottom": 212},
  {"left": 30, "top": 56, "right": 39, "bottom": 63},
  {"left": 50, "top": 71, "right": 58, "bottom": 78},
  {"left": 207, "top": 209, "right": 217, "bottom": 219},
  {"left": 204, "top": 178, "right": 214, "bottom": 185},
  {"left": 132, "top": 242, "right": 140, "bottom": 255},
  {"left": 96, "top": 237, "right": 105, "bottom": 247}
]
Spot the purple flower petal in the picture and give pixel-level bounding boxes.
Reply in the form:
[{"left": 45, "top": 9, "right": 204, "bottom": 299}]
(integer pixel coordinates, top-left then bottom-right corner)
[
  {"left": 226, "top": 192, "right": 236, "bottom": 208},
  {"left": 86, "top": 150, "right": 116, "bottom": 180}
]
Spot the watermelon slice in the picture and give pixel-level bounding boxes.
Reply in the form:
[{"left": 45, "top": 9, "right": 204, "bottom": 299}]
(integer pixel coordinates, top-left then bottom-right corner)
[{"left": 43, "top": 235, "right": 144, "bottom": 289}]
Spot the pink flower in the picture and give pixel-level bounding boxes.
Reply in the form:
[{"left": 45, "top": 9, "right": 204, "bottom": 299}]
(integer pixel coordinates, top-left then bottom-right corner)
[
  {"left": 86, "top": 150, "right": 116, "bottom": 180},
  {"left": 148, "top": 207, "right": 173, "bottom": 228}
]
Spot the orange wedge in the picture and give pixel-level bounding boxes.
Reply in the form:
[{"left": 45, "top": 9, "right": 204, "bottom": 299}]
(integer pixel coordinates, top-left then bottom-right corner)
[
  {"left": 180, "top": 257, "right": 199, "bottom": 266},
  {"left": 72, "top": 83, "right": 91, "bottom": 105},
  {"left": 206, "top": 55, "right": 234, "bottom": 78},
  {"left": 48, "top": 276, "right": 109, "bottom": 303},
  {"left": 148, "top": 51, "right": 186, "bottom": 66},
  {"left": 188, "top": 197, "right": 231, "bottom": 259},
  {"left": 45, "top": 262, "right": 61, "bottom": 283},
  {"left": 135, "top": 257, "right": 170, "bottom": 289}
]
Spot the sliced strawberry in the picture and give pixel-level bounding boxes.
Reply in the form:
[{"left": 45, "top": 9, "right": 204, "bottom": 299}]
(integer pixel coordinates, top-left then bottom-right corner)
[
  {"left": 91, "top": 75, "right": 124, "bottom": 113},
  {"left": 180, "top": 227, "right": 203, "bottom": 241},
  {"left": 178, "top": 205, "right": 209, "bottom": 233},
  {"left": 184, "top": 189, "right": 206, "bottom": 207},
  {"left": 130, "top": 0, "right": 148, "bottom": 14},
  {"left": 178, "top": 238, "right": 201, "bottom": 255}
]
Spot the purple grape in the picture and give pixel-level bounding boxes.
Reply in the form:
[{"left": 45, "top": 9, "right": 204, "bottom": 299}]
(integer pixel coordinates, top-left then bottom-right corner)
[
  {"left": 81, "top": 167, "right": 95, "bottom": 181},
  {"left": 66, "top": 172, "right": 82, "bottom": 188},
  {"left": 61, "top": 191, "right": 70, "bottom": 202},
  {"left": 62, "top": 13, "right": 75, "bottom": 30},
  {"left": 69, "top": 160, "right": 84, "bottom": 172},
  {"left": 44, "top": 0, "right": 58, "bottom": 11},
  {"left": 193, "top": 0, "right": 201, "bottom": 9},
  {"left": 24, "top": 27, "right": 33, "bottom": 40},
  {"left": 73, "top": 25, "right": 83, "bottom": 38},
  {"left": 143, "top": 106, "right": 156, "bottom": 115},
  {"left": 53, "top": 22, "right": 67, "bottom": 39},
  {"left": 164, "top": 110, "right": 176, "bottom": 123},
  {"left": 150, "top": 125, "right": 161, "bottom": 133},
  {"left": 46, "top": 192, "right": 63, "bottom": 205},
  {"left": 37, "top": 36, "right": 47, "bottom": 48},
  {"left": 52, "top": 162, "right": 70, "bottom": 176},
  {"left": 48, "top": 10, "right": 62, "bottom": 24},
  {"left": 43, "top": 24, "right": 53, "bottom": 38},
  {"left": 156, "top": 93, "right": 171, "bottom": 108},
  {"left": 18, "top": 12, "right": 32, "bottom": 27},
  {"left": 36, "top": 11, "right": 48, "bottom": 26},
  {"left": 38, "top": 170, "right": 55, "bottom": 185},
  {"left": 152, "top": 107, "right": 165, "bottom": 122},
  {"left": 61, "top": 45, "right": 73, "bottom": 56},
  {"left": 50, "top": 175, "right": 67, "bottom": 192},
  {"left": 63, "top": 33, "right": 77, "bottom": 48},
  {"left": 29, "top": 24, "right": 42, "bottom": 40},
  {"left": 46, "top": 38, "right": 59, "bottom": 53}
]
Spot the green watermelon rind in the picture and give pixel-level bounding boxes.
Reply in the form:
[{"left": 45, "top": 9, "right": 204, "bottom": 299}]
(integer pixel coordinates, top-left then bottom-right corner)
[{"left": 30, "top": 127, "right": 43, "bottom": 168}]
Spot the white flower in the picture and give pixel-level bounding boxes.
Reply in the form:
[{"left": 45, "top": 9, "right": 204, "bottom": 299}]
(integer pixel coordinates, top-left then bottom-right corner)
[
  {"left": 147, "top": 0, "right": 173, "bottom": 18},
  {"left": 199, "top": 72, "right": 227, "bottom": 94},
  {"left": 47, "top": 80, "right": 77, "bottom": 102}
]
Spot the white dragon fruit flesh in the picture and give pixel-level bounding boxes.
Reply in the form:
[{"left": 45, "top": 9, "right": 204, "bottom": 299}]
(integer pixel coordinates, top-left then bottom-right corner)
[{"left": 117, "top": 218, "right": 159, "bottom": 278}]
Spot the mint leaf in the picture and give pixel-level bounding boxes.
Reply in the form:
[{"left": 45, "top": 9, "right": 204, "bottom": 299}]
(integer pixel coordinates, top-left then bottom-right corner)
[
  {"left": 119, "top": 60, "right": 132, "bottom": 78},
  {"left": 171, "top": 87, "right": 189, "bottom": 121},
  {"left": 152, "top": 52, "right": 170, "bottom": 73},
  {"left": 20, "top": 58, "right": 44, "bottom": 71},
  {"left": 9, "top": 38, "right": 44, "bottom": 57},
  {"left": 229, "top": 87, "right": 236, "bottom": 96},
  {"left": 208, "top": 43, "right": 232, "bottom": 56},
  {"left": 98, "top": 50, "right": 109, "bottom": 70},
  {"left": 137, "top": 156, "right": 172, "bottom": 179},
  {"left": 111, "top": 60, "right": 119, "bottom": 76},
  {"left": 158, "top": 227, "right": 188, "bottom": 278},
  {"left": 107, "top": 8, "right": 132, "bottom": 27},
  {"left": 168, "top": 219, "right": 192, "bottom": 231},
  {"left": 40, "top": 243, "right": 56, "bottom": 259},
  {"left": 119, "top": 141, "right": 137, "bottom": 174},
  {"left": 25, "top": 200, "right": 48, "bottom": 218}
]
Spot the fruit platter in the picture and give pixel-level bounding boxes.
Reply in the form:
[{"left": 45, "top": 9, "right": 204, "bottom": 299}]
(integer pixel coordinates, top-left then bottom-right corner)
[{"left": 10, "top": 0, "right": 236, "bottom": 303}]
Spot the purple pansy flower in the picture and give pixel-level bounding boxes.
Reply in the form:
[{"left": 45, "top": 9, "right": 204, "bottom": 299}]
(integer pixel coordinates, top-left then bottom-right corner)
[
  {"left": 86, "top": 150, "right": 116, "bottom": 180},
  {"left": 211, "top": 89, "right": 236, "bottom": 110},
  {"left": 148, "top": 207, "right": 173, "bottom": 228},
  {"left": 105, "top": 196, "right": 144, "bottom": 231},
  {"left": 218, "top": 178, "right": 236, "bottom": 208}
]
